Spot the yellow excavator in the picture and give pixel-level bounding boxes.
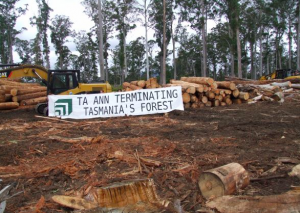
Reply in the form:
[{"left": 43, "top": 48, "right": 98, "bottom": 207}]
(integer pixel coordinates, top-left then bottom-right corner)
[
  {"left": 260, "top": 69, "right": 300, "bottom": 80},
  {"left": 0, "top": 64, "right": 112, "bottom": 115}
]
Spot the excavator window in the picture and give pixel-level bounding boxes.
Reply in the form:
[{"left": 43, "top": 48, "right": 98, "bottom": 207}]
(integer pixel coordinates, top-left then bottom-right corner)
[{"left": 49, "top": 72, "right": 79, "bottom": 94}]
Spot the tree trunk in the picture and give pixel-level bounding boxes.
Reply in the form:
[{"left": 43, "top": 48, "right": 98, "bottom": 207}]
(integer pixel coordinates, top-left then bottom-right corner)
[
  {"left": 250, "top": 42, "right": 254, "bottom": 79},
  {"left": 236, "top": 25, "right": 242, "bottom": 78},
  {"left": 144, "top": 0, "right": 150, "bottom": 80},
  {"left": 201, "top": 0, "right": 207, "bottom": 77},
  {"left": 162, "top": 0, "right": 167, "bottom": 85},
  {"left": 288, "top": 17, "right": 292, "bottom": 69},
  {"left": 171, "top": 15, "right": 177, "bottom": 80},
  {"left": 97, "top": 0, "right": 105, "bottom": 81},
  {"left": 298, "top": 1, "right": 300, "bottom": 70},
  {"left": 259, "top": 29, "right": 263, "bottom": 78}
]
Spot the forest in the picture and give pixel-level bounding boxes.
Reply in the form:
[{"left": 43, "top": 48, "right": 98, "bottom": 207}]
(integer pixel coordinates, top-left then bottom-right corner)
[{"left": 1, "top": 0, "right": 300, "bottom": 86}]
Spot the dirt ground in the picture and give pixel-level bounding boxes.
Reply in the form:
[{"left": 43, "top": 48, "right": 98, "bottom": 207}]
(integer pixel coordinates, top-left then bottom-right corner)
[{"left": 1, "top": 96, "right": 300, "bottom": 212}]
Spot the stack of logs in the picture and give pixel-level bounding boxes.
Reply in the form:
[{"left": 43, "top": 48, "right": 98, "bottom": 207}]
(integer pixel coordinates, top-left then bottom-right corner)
[
  {"left": 122, "top": 78, "right": 160, "bottom": 91},
  {"left": 167, "top": 77, "right": 249, "bottom": 108},
  {"left": 0, "top": 79, "right": 47, "bottom": 110},
  {"left": 225, "top": 77, "right": 300, "bottom": 104}
]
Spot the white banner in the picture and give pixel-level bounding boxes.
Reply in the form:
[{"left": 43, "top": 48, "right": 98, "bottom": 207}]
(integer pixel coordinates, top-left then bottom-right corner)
[{"left": 48, "top": 86, "right": 184, "bottom": 119}]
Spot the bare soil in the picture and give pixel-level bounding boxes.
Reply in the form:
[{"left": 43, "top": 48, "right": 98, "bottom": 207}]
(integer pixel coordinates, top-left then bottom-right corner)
[{"left": 1, "top": 97, "right": 300, "bottom": 212}]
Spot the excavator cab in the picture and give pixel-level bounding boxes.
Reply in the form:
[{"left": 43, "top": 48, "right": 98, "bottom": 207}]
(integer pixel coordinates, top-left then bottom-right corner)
[{"left": 48, "top": 70, "right": 80, "bottom": 95}]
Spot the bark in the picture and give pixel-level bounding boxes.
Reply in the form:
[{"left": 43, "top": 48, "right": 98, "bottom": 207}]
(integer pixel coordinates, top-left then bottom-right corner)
[
  {"left": 206, "top": 191, "right": 300, "bottom": 213},
  {"left": 12, "top": 91, "right": 47, "bottom": 102},
  {"left": 298, "top": 2, "right": 300, "bottom": 70},
  {"left": 20, "top": 97, "right": 47, "bottom": 106},
  {"left": 0, "top": 102, "right": 19, "bottom": 110},
  {"left": 171, "top": 15, "right": 177, "bottom": 80},
  {"left": 97, "top": 0, "right": 105, "bottom": 81},
  {"left": 216, "top": 81, "right": 236, "bottom": 90},
  {"left": 144, "top": 0, "right": 150, "bottom": 80},
  {"left": 236, "top": 25, "right": 242, "bottom": 78},
  {"left": 11, "top": 87, "right": 47, "bottom": 96},
  {"left": 181, "top": 77, "right": 215, "bottom": 86},
  {"left": 201, "top": 0, "right": 207, "bottom": 77},
  {"left": 162, "top": 0, "right": 167, "bottom": 85}
]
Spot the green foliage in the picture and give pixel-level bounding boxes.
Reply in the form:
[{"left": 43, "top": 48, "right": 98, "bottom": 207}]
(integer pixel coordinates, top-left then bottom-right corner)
[{"left": 50, "top": 15, "right": 74, "bottom": 69}]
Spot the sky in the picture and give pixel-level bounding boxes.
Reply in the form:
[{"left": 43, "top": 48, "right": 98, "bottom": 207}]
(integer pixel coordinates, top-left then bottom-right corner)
[{"left": 14, "top": 0, "right": 215, "bottom": 70}]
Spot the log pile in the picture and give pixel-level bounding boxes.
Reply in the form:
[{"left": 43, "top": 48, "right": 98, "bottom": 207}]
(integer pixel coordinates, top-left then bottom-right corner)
[
  {"left": 167, "top": 77, "right": 247, "bottom": 108},
  {"left": 0, "top": 79, "right": 47, "bottom": 110},
  {"left": 234, "top": 80, "right": 300, "bottom": 104},
  {"left": 122, "top": 78, "right": 160, "bottom": 91}
]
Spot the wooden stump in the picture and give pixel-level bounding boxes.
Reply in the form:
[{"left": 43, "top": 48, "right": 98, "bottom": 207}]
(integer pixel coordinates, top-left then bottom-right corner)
[{"left": 198, "top": 163, "right": 250, "bottom": 200}]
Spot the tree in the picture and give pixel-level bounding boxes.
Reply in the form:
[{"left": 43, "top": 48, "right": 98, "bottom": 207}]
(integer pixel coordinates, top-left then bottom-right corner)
[
  {"left": 82, "top": 0, "right": 116, "bottom": 81},
  {"left": 0, "top": 0, "right": 27, "bottom": 64},
  {"left": 74, "top": 31, "right": 98, "bottom": 82},
  {"left": 214, "top": 0, "right": 243, "bottom": 78},
  {"left": 127, "top": 37, "right": 146, "bottom": 80},
  {"left": 14, "top": 38, "right": 32, "bottom": 64},
  {"left": 50, "top": 15, "right": 74, "bottom": 69},
  {"left": 149, "top": 0, "right": 173, "bottom": 84},
  {"left": 31, "top": 0, "right": 52, "bottom": 68},
  {"left": 111, "top": 0, "right": 140, "bottom": 82}
]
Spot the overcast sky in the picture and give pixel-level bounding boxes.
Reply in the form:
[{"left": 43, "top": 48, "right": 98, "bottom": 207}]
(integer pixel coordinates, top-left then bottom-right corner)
[{"left": 14, "top": 0, "right": 214, "bottom": 69}]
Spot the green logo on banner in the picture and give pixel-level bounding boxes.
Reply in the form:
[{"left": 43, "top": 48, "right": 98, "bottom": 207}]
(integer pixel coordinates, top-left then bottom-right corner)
[{"left": 54, "top": 99, "right": 73, "bottom": 116}]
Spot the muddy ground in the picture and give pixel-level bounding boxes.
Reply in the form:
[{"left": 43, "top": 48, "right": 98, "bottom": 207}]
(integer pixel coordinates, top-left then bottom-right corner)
[{"left": 0, "top": 97, "right": 300, "bottom": 212}]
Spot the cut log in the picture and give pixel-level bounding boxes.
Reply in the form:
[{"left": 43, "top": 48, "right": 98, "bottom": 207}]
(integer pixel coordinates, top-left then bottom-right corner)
[
  {"left": 238, "top": 92, "right": 249, "bottom": 101},
  {"left": 0, "top": 102, "right": 19, "bottom": 110},
  {"left": 184, "top": 103, "right": 191, "bottom": 108},
  {"left": 232, "top": 99, "right": 242, "bottom": 104},
  {"left": 206, "top": 91, "right": 215, "bottom": 100},
  {"left": 232, "top": 89, "right": 240, "bottom": 98},
  {"left": 137, "top": 80, "right": 146, "bottom": 88},
  {"left": 182, "top": 93, "right": 191, "bottom": 104},
  {"left": 215, "top": 95, "right": 223, "bottom": 102},
  {"left": 198, "top": 163, "right": 250, "bottom": 200},
  {"left": 190, "top": 95, "right": 198, "bottom": 103},
  {"left": 291, "top": 84, "right": 300, "bottom": 89},
  {"left": 170, "top": 80, "right": 203, "bottom": 93},
  {"left": 223, "top": 97, "right": 232, "bottom": 105},
  {"left": 0, "top": 90, "right": 5, "bottom": 95},
  {"left": 12, "top": 91, "right": 47, "bottom": 102},
  {"left": 205, "top": 191, "right": 300, "bottom": 213},
  {"left": 130, "top": 81, "right": 138, "bottom": 85},
  {"left": 52, "top": 196, "right": 98, "bottom": 210},
  {"left": 122, "top": 82, "right": 131, "bottom": 89},
  {"left": 216, "top": 81, "right": 236, "bottom": 90},
  {"left": 271, "top": 81, "right": 292, "bottom": 88},
  {"left": 212, "top": 99, "right": 220, "bottom": 107},
  {"left": 201, "top": 95, "right": 208, "bottom": 104},
  {"left": 0, "top": 79, "right": 40, "bottom": 87},
  {"left": 129, "top": 84, "right": 142, "bottom": 91},
  {"left": 220, "top": 102, "right": 227, "bottom": 106},
  {"left": 20, "top": 97, "right": 48, "bottom": 106},
  {"left": 10, "top": 87, "right": 47, "bottom": 96},
  {"left": 181, "top": 77, "right": 215, "bottom": 86},
  {"left": 219, "top": 89, "right": 232, "bottom": 95},
  {"left": 205, "top": 101, "right": 212, "bottom": 107}
]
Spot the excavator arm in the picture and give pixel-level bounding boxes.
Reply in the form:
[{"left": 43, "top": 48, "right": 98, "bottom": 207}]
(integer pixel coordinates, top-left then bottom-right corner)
[{"left": 0, "top": 64, "right": 49, "bottom": 85}]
